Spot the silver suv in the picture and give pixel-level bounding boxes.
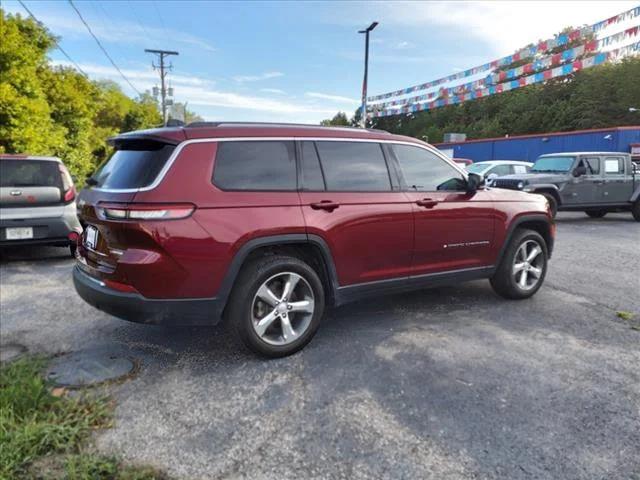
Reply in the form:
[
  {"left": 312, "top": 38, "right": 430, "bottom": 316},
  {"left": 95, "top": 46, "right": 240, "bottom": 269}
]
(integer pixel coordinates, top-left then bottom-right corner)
[{"left": 0, "top": 155, "right": 82, "bottom": 255}]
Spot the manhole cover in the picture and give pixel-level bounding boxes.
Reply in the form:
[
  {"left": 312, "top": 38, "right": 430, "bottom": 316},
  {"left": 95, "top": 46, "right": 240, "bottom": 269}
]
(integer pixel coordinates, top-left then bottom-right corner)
[
  {"left": 0, "top": 343, "right": 27, "bottom": 363},
  {"left": 46, "top": 350, "right": 135, "bottom": 387}
]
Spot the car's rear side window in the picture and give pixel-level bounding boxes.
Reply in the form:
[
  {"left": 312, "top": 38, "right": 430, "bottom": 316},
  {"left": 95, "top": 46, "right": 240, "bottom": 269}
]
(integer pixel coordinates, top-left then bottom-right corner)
[
  {"left": 92, "top": 141, "right": 175, "bottom": 189},
  {"left": 0, "top": 160, "right": 62, "bottom": 188},
  {"left": 300, "top": 141, "right": 326, "bottom": 191},
  {"left": 213, "top": 141, "right": 296, "bottom": 191},
  {"left": 315, "top": 141, "right": 391, "bottom": 191}
]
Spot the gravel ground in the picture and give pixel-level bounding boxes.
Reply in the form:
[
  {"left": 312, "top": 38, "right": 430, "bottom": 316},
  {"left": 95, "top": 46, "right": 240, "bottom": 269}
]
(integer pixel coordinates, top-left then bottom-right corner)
[{"left": 1, "top": 212, "right": 639, "bottom": 480}]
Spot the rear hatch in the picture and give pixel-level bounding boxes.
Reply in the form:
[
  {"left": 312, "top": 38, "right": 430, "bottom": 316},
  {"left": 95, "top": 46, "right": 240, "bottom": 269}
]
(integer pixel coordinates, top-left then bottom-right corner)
[
  {"left": 0, "top": 159, "right": 66, "bottom": 210},
  {"left": 0, "top": 157, "right": 76, "bottom": 221},
  {"left": 77, "top": 137, "right": 179, "bottom": 277}
]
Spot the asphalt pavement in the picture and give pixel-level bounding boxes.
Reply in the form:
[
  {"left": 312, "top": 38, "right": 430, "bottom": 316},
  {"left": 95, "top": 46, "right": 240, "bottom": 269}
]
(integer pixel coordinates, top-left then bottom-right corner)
[{"left": 1, "top": 212, "right": 639, "bottom": 480}]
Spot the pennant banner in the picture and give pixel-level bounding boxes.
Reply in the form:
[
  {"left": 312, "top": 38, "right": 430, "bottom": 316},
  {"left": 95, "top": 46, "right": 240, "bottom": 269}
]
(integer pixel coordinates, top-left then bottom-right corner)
[
  {"left": 367, "top": 5, "right": 640, "bottom": 103},
  {"left": 371, "top": 43, "right": 640, "bottom": 118},
  {"left": 369, "top": 26, "right": 638, "bottom": 111}
]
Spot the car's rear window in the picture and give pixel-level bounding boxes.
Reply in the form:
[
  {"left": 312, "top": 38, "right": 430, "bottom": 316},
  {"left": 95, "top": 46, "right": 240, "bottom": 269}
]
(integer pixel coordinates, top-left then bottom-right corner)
[
  {"left": 91, "top": 141, "right": 175, "bottom": 189},
  {"left": 0, "top": 160, "right": 62, "bottom": 188}
]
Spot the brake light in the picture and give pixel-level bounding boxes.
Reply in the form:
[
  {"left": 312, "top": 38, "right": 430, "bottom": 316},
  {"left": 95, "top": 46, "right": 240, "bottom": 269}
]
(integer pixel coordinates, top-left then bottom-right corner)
[
  {"left": 63, "top": 187, "right": 76, "bottom": 202},
  {"left": 96, "top": 202, "right": 195, "bottom": 221}
]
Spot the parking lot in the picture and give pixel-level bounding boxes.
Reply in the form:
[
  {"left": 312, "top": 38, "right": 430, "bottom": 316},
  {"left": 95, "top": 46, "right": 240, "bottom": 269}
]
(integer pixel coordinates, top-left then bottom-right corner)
[{"left": 1, "top": 212, "right": 639, "bottom": 480}]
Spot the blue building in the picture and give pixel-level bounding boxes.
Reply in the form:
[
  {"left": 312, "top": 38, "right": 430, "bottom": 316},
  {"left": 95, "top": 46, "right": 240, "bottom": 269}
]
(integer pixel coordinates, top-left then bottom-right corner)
[{"left": 434, "top": 126, "right": 640, "bottom": 163}]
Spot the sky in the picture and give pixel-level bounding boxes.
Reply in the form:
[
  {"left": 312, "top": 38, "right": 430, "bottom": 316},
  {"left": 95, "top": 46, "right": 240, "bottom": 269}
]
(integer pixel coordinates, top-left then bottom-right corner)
[{"left": 4, "top": 0, "right": 639, "bottom": 123}]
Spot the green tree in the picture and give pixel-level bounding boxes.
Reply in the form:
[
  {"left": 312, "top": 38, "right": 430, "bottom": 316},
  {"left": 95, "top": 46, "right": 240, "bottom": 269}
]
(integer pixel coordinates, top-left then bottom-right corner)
[
  {"left": 0, "top": 9, "right": 163, "bottom": 182},
  {"left": 320, "top": 111, "right": 350, "bottom": 126}
]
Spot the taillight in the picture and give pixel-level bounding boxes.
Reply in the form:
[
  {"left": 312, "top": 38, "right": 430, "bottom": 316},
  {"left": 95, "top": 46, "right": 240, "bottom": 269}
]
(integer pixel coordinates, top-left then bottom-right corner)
[
  {"left": 96, "top": 202, "right": 195, "bottom": 221},
  {"left": 63, "top": 187, "right": 76, "bottom": 202}
]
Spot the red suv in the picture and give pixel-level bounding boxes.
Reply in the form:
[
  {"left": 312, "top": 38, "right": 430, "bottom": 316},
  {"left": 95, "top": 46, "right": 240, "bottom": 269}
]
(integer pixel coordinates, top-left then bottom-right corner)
[{"left": 74, "top": 123, "right": 554, "bottom": 357}]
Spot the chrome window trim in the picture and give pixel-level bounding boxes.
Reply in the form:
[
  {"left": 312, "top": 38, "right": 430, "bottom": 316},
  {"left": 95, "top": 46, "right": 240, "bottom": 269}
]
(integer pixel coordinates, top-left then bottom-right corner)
[{"left": 92, "top": 136, "right": 468, "bottom": 193}]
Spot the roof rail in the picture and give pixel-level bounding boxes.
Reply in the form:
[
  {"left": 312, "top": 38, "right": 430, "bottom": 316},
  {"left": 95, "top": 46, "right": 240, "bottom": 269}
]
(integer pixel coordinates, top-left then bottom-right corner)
[{"left": 184, "top": 121, "right": 390, "bottom": 134}]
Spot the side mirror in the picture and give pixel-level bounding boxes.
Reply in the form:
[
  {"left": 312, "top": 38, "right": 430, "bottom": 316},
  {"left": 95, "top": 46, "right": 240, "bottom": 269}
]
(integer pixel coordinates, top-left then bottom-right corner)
[
  {"left": 573, "top": 165, "right": 587, "bottom": 177},
  {"left": 466, "top": 172, "right": 484, "bottom": 193}
]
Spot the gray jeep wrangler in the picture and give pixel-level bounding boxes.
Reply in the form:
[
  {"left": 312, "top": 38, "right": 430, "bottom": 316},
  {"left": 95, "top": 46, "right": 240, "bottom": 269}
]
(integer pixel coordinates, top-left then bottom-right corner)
[{"left": 491, "top": 152, "right": 640, "bottom": 221}]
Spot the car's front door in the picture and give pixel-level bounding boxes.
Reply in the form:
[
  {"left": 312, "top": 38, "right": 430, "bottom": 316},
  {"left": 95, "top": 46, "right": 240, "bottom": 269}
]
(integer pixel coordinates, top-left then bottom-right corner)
[
  {"left": 388, "top": 143, "right": 495, "bottom": 275},
  {"left": 601, "top": 155, "right": 633, "bottom": 204},
  {"left": 562, "top": 156, "right": 603, "bottom": 205},
  {"left": 298, "top": 140, "right": 414, "bottom": 286}
]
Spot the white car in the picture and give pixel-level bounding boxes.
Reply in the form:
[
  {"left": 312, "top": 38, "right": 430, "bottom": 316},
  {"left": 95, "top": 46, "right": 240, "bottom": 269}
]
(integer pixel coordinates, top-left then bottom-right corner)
[{"left": 466, "top": 160, "right": 533, "bottom": 185}]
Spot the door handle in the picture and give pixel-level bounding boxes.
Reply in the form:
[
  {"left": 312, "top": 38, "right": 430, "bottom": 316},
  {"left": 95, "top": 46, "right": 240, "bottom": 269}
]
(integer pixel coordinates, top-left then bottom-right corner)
[
  {"left": 416, "top": 198, "right": 438, "bottom": 208},
  {"left": 310, "top": 200, "right": 340, "bottom": 212}
]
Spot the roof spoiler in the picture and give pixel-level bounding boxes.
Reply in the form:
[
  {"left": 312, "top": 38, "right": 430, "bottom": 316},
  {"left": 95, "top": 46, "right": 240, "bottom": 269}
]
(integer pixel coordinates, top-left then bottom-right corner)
[{"left": 107, "top": 133, "right": 182, "bottom": 148}]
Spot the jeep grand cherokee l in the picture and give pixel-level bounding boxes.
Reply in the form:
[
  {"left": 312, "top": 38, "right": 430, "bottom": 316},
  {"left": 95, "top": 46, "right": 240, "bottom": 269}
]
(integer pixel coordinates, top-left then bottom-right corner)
[
  {"left": 73, "top": 123, "right": 554, "bottom": 357},
  {"left": 1, "top": 154, "right": 81, "bottom": 255}
]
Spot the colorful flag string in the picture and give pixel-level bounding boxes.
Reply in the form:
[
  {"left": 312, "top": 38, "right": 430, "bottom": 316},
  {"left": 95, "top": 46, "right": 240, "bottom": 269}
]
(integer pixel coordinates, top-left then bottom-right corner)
[
  {"left": 367, "top": 5, "right": 640, "bottom": 104},
  {"left": 371, "top": 42, "right": 640, "bottom": 118}
]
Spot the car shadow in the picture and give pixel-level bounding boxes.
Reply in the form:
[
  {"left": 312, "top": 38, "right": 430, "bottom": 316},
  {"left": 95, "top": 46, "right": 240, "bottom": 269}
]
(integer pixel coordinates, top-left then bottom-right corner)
[{"left": 0, "top": 245, "right": 73, "bottom": 265}]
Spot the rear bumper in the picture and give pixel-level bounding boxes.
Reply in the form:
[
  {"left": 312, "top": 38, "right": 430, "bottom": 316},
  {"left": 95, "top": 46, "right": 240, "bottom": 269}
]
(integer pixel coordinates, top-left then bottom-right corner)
[
  {"left": 73, "top": 265, "right": 222, "bottom": 326},
  {"left": 0, "top": 208, "right": 81, "bottom": 246}
]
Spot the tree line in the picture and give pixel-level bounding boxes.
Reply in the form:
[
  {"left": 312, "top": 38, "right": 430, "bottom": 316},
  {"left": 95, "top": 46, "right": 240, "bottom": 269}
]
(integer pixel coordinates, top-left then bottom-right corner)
[
  {"left": 322, "top": 57, "right": 640, "bottom": 143},
  {"left": 1, "top": 9, "right": 162, "bottom": 182}
]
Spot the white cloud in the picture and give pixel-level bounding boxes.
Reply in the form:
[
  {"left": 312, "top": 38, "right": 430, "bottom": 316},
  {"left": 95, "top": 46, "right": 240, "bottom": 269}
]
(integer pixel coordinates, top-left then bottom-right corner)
[
  {"left": 362, "top": 1, "right": 640, "bottom": 57},
  {"left": 20, "top": 7, "right": 216, "bottom": 52},
  {"left": 52, "top": 61, "right": 345, "bottom": 121},
  {"left": 305, "top": 92, "right": 359, "bottom": 103},
  {"left": 260, "top": 88, "right": 287, "bottom": 94},
  {"left": 394, "top": 41, "right": 415, "bottom": 50},
  {"left": 233, "top": 72, "right": 284, "bottom": 83}
]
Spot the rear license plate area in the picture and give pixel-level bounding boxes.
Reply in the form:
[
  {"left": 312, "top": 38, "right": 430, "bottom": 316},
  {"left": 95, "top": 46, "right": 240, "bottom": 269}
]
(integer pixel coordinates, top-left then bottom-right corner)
[{"left": 5, "top": 227, "right": 33, "bottom": 240}]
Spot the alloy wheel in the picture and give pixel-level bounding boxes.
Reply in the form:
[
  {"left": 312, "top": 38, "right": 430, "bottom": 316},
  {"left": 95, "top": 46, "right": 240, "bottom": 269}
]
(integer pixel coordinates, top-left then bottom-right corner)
[
  {"left": 512, "top": 239, "right": 545, "bottom": 291},
  {"left": 251, "top": 272, "right": 315, "bottom": 346}
]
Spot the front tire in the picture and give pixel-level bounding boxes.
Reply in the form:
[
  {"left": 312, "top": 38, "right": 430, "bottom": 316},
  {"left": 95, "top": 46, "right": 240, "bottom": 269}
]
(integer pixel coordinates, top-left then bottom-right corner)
[
  {"left": 632, "top": 199, "right": 640, "bottom": 222},
  {"left": 225, "top": 255, "right": 325, "bottom": 358},
  {"left": 585, "top": 209, "right": 607, "bottom": 218},
  {"left": 490, "top": 229, "right": 548, "bottom": 300}
]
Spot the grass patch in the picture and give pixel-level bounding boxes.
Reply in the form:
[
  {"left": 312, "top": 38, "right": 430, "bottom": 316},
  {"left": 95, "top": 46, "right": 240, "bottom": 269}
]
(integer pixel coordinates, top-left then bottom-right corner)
[
  {"left": 0, "top": 357, "right": 166, "bottom": 479},
  {"left": 616, "top": 311, "right": 635, "bottom": 321}
]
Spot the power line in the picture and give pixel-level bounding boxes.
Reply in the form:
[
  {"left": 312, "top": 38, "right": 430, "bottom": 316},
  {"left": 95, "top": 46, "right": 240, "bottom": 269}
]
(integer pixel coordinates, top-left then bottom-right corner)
[
  {"left": 152, "top": 0, "right": 170, "bottom": 40},
  {"left": 17, "top": 0, "right": 88, "bottom": 78},
  {"left": 67, "top": 0, "right": 141, "bottom": 95}
]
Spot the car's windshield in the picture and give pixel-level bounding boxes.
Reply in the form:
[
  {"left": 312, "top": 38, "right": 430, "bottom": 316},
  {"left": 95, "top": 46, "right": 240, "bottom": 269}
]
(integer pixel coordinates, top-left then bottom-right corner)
[
  {"left": 466, "top": 163, "right": 491, "bottom": 174},
  {"left": 531, "top": 156, "right": 575, "bottom": 173}
]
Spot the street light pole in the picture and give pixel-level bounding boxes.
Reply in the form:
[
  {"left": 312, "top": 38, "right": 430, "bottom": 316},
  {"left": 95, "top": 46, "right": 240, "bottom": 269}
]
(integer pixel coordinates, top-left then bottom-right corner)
[{"left": 359, "top": 21, "right": 378, "bottom": 128}]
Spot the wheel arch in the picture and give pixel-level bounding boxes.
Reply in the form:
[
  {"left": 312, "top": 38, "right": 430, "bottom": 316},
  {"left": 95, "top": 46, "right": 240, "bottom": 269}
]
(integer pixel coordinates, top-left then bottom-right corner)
[
  {"left": 531, "top": 185, "right": 561, "bottom": 205},
  {"left": 497, "top": 214, "right": 554, "bottom": 265},
  {"left": 216, "top": 234, "right": 340, "bottom": 316}
]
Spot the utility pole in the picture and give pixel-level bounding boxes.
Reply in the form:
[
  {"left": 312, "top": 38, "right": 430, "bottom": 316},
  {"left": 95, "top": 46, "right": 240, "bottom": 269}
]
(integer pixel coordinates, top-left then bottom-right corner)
[
  {"left": 358, "top": 22, "right": 378, "bottom": 128},
  {"left": 145, "top": 49, "right": 179, "bottom": 126}
]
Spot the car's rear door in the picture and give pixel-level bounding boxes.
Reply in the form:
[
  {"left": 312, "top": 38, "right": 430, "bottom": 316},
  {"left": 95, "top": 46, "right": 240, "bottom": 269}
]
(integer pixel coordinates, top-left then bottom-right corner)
[
  {"left": 601, "top": 155, "right": 633, "bottom": 203},
  {"left": 298, "top": 140, "right": 414, "bottom": 286},
  {"left": 388, "top": 143, "right": 495, "bottom": 275}
]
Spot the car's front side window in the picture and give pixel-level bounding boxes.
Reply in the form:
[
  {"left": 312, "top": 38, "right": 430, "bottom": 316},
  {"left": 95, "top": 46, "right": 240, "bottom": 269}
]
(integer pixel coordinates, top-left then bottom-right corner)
[{"left": 392, "top": 144, "right": 466, "bottom": 191}]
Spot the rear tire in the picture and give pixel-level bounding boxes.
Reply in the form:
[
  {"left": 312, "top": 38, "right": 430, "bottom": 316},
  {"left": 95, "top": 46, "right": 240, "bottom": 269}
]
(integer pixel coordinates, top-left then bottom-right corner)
[
  {"left": 540, "top": 193, "right": 558, "bottom": 218},
  {"left": 490, "top": 229, "right": 548, "bottom": 300},
  {"left": 585, "top": 209, "right": 607, "bottom": 218},
  {"left": 632, "top": 199, "right": 640, "bottom": 222},
  {"left": 69, "top": 244, "right": 77, "bottom": 258},
  {"left": 225, "top": 255, "right": 325, "bottom": 358}
]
